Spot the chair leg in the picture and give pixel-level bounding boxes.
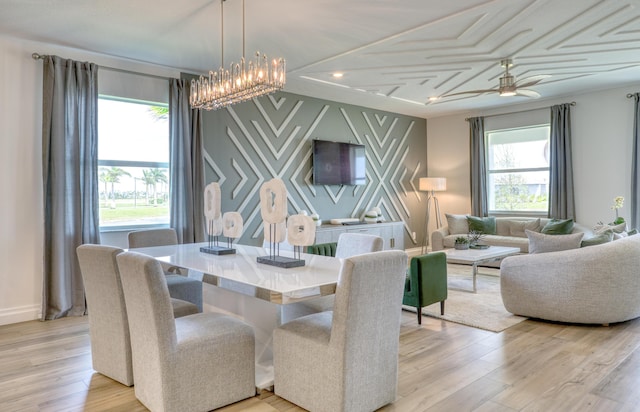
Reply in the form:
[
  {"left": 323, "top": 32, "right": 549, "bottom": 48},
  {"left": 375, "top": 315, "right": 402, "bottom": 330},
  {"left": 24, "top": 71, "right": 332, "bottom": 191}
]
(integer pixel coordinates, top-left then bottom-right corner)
[
  {"left": 440, "top": 300, "right": 445, "bottom": 316},
  {"left": 417, "top": 307, "right": 422, "bottom": 325}
]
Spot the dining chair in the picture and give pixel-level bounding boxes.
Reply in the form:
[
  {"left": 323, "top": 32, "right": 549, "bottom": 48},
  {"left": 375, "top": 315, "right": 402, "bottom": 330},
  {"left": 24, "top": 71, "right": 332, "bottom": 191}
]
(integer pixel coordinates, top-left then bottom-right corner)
[
  {"left": 116, "top": 251, "right": 256, "bottom": 412},
  {"left": 334, "top": 232, "right": 384, "bottom": 258},
  {"left": 306, "top": 241, "right": 337, "bottom": 257},
  {"left": 127, "top": 228, "right": 203, "bottom": 312},
  {"left": 274, "top": 250, "right": 408, "bottom": 412},
  {"left": 76, "top": 244, "right": 199, "bottom": 387},
  {"left": 296, "top": 233, "right": 384, "bottom": 317},
  {"left": 403, "top": 252, "right": 448, "bottom": 324}
]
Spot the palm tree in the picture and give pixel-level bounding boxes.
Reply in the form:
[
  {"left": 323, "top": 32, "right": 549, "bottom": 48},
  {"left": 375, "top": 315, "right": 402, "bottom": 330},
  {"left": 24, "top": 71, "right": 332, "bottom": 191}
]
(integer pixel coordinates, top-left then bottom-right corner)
[
  {"left": 100, "top": 167, "right": 131, "bottom": 208},
  {"left": 142, "top": 168, "right": 168, "bottom": 206}
]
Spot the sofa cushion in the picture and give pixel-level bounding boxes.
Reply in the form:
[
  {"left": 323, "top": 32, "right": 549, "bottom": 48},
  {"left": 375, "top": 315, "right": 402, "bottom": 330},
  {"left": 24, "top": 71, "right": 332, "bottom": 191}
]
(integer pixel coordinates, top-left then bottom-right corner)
[
  {"left": 445, "top": 213, "right": 469, "bottom": 235},
  {"left": 541, "top": 218, "right": 574, "bottom": 235},
  {"left": 581, "top": 229, "right": 614, "bottom": 247},
  {"left": 509, "top": 219, "right": 541, "bottom": 238},
  {"left": 526, "top": 229, "right": 584, "bottom": 254},
  {"left": 467, "top": 216, "right": 497, "bottom": 235}
]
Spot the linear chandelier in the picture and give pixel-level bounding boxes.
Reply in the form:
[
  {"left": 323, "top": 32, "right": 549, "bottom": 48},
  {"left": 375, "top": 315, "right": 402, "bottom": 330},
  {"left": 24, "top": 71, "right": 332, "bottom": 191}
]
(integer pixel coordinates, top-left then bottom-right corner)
[{"left": 190, "top": 0, "right": 286, "bottom": 110}]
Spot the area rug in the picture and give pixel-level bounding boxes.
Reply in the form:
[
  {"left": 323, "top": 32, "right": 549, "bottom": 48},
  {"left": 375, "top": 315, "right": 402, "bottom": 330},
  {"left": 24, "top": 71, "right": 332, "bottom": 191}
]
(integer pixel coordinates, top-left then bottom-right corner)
[{"left": 404, "top": 264, "right": 527, "bottom": 332}]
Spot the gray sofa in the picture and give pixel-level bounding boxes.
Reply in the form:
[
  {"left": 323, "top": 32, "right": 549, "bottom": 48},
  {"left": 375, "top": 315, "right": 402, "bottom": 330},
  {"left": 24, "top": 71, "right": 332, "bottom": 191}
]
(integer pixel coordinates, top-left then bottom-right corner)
[
  {"left": 431, "top": 216, "right": 593, "bottom": 253},
  {"left": 500, "top": 234, "right": 640, "bottom": 325}
]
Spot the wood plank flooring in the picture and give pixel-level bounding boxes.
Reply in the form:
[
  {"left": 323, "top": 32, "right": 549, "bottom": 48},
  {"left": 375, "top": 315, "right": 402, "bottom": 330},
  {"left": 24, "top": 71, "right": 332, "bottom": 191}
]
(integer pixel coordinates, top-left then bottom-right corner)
[{"left": 1, "top": 311, "right": 639, "bottom": 411}]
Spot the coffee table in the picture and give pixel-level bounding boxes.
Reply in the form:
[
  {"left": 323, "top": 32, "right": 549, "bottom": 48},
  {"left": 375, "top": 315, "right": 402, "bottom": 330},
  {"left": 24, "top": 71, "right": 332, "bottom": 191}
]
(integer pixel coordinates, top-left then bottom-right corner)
[{"left": 442, "top": 246, "right": 520, "bottom": 293}]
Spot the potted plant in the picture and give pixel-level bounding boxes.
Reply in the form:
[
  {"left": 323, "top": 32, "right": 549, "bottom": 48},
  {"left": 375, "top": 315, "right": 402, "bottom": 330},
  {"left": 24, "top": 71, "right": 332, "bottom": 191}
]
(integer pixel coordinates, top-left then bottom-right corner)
[
  {"left": 454, "top": 236, "right": 470, "bottom": 250},
  {"left": 467, "top": 230, "right": 488, "bottom": 248}
]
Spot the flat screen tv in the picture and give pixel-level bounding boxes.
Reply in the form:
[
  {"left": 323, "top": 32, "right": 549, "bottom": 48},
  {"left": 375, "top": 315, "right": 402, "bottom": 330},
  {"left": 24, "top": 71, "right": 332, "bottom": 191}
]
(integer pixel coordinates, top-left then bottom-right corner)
[{"left": 312, "top": 139, "right": 366, "bottom": 185}]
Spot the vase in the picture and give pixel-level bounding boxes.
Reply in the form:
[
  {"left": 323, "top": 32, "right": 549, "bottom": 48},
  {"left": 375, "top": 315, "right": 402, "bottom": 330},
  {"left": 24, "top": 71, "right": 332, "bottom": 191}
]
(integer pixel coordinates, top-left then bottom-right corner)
[{"left": 454, "top": 243, "right": 469, "bottom": 250}]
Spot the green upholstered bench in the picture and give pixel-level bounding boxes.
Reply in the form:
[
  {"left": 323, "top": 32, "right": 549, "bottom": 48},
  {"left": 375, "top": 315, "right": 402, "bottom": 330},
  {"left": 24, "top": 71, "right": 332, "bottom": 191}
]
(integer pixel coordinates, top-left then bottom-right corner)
[{"left": 306, "top": 242, "right": 337, "bottom": 257}]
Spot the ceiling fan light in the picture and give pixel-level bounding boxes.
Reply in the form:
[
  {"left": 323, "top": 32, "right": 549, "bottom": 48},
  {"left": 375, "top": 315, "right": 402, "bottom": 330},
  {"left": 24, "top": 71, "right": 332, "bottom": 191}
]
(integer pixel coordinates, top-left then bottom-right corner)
[{"left": 500, "top": 90, "right": 516, "bottom": 97}]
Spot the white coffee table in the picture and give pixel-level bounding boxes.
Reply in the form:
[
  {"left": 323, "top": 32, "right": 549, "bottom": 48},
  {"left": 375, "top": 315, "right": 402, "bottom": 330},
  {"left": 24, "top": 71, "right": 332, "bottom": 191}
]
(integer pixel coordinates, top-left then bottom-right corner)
[{"left": 442, "top": 246, "right": 520, "bottom": 293}]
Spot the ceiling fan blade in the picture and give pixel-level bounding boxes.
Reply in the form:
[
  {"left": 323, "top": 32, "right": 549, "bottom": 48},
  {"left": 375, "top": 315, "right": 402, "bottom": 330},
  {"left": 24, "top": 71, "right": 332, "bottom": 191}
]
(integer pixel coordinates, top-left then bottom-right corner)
[
  {"left": 440, "top": 89, "right": 499, "bottom": 98},
  {"left": 515, "top": 89, "right": 540, "bottom": 98},
  {"left": 515, "top": 74, "right": 551, "bottom": 88}
]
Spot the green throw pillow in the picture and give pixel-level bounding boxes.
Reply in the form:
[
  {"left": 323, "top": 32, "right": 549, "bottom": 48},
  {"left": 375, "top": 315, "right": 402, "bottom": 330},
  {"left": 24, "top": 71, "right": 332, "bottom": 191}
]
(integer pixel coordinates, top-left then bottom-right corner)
[
  {"left": 581, "top": 229, "right": 613, "bottom": 247},
  {"left": 466, "top": 216, "right": 497, "bottom": 235},
  {"left": 541, "top": 218, "right": 574, "bottom": 235}
]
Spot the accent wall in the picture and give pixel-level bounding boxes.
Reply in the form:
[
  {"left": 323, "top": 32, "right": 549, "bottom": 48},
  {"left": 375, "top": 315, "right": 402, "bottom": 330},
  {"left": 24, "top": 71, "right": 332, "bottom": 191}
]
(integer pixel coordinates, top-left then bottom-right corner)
[{"left": 199, "top": 91, "right": 427, "bottom": 247}]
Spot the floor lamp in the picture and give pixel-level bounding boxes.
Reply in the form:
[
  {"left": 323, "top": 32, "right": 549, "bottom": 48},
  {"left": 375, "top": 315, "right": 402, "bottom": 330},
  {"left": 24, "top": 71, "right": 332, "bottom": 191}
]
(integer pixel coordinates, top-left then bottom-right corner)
[{"left": 420, "top": 177, "right": 446, "bottom": 254}]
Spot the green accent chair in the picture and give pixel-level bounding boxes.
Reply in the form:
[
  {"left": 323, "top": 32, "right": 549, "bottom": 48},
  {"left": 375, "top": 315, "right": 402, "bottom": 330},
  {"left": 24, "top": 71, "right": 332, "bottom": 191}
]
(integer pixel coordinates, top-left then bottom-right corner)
[
  {"left": 403, "top": 252, "right": 448, "bottom": 325},
  {"left": 307, "top": 242, "right": 337, "bottom": 257}
]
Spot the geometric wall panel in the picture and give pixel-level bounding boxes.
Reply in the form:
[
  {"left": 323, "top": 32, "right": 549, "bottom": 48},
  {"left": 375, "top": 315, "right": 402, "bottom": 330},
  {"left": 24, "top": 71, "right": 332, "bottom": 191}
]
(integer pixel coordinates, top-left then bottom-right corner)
[{"left": 201, "top": 91, "right": 427, "bottom": 247}]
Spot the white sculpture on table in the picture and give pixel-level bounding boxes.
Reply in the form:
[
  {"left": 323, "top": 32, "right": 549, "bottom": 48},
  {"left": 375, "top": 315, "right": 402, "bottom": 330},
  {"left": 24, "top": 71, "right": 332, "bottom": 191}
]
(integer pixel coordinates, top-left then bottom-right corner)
[
  {"left": 201, "top": 182, "right": 243, "bottom": 255},
  {"left": 287, "top": 214, "right": 316, "bottom": 259},
  {"left": 257, "top": 178, "right": 309, "bottom": 268}
]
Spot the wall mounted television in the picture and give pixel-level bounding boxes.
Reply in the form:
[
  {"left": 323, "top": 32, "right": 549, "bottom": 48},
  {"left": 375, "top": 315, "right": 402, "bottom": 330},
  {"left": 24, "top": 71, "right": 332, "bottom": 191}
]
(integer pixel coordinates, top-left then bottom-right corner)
[{"left": 312, "top": 139, "right": 366, "bottom": 185}]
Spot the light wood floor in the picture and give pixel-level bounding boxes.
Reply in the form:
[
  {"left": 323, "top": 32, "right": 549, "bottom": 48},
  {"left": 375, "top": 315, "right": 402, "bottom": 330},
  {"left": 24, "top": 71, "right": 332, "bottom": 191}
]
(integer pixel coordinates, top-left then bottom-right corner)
[{"left": 1, "top": 311, "right": 639, "bottom": 411}]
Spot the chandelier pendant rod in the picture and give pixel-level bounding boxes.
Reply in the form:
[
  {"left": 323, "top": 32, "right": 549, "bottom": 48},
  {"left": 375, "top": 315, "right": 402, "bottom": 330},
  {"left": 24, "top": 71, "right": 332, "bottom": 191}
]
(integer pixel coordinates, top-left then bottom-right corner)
[
  {"left": 190, "top": 0, "right": 286, "bottom": 110},
  {"left": 220, "top": 0, "right": 224, "bottom": 68},
  {"left": 242, "top": 0, "right": 246, "bottom": 57}
]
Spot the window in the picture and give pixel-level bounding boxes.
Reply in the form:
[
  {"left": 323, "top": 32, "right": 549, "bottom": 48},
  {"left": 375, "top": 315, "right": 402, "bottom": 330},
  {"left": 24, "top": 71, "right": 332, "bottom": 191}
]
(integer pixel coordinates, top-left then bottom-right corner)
[
  {"left": 486, "top": 125, "right": 550, "bottom": 214},
  {"left": 98, "top": 97, "right": 170, "bottom": 230}
]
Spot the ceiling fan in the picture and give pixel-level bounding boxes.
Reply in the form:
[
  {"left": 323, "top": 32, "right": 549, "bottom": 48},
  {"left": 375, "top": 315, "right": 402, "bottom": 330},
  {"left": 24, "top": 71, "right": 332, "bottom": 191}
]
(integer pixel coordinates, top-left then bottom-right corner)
[{"left": 438, "top": 58, "right": 550, "bottom": 99}]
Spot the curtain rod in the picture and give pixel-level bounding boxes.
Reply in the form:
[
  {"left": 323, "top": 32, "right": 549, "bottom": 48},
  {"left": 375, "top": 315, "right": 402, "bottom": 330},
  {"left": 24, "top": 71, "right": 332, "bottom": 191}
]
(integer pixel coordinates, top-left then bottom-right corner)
[
  {"left": 465, "top": 101, "right": 576, "bottom": 121},
  {"left": 32, "top": 52, "right": 174, "bottom": 81},
  {"left": 627, "top": 93, "right": 638, "bottom": 98}
]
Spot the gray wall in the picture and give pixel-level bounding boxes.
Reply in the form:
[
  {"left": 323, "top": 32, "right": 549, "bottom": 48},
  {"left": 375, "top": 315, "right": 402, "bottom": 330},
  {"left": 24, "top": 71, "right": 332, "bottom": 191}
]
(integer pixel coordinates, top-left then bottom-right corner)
[{"left": 200, "top": 91, "right": 427, "bottom": 247}]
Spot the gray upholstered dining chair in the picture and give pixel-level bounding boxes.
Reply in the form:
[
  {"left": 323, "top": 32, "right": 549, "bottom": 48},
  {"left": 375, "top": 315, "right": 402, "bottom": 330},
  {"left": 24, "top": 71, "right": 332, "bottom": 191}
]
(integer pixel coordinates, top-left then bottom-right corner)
[
  {"left": 274, "top": 250, "right": 408, "bottom": 412},
  {"left": 116, "top": 251, "right": 256, "bottom": 412},
  {"left": 334, "top": 232, "right": 384, "bottom": 258},
  {"left": 76, "top": 244, "right": 199, "bottom": 387},
  {"left": 127, "top": 228, "right": 203, "bottom": 312},
  {"left": 290, "top": 232, "right": 385, "bottom": 317}
]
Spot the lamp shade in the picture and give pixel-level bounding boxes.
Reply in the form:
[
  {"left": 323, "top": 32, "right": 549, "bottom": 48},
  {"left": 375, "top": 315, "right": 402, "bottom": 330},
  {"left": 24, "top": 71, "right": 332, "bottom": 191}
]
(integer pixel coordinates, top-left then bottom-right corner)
[{"left": 419, "top": 177, "right": 446, "bottom": 192}]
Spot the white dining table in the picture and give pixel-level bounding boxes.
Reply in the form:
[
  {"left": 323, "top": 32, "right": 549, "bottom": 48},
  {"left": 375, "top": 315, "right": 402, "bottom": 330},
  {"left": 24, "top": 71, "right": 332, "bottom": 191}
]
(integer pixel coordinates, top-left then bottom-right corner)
[{"left": 129, "top": 242, "right": 342, "bottom": 389}]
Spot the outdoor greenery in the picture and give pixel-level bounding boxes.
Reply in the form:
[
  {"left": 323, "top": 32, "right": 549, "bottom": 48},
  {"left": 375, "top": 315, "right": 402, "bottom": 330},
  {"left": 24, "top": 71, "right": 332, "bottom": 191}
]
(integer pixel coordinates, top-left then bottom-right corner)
[
  {"left": 491, "top": 145, "right": 548, "bottom": 211},
  {"left": 98, "top": 166, "right": 169, "bottom": 226},
  {"left": 99, "top": 200, "right": 169, "bottom": 225}
]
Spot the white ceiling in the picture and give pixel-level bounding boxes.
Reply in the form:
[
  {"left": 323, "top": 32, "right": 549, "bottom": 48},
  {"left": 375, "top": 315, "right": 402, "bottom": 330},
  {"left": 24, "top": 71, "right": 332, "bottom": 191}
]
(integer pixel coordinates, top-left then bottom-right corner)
[{"left": 2, "top": 0, "right": 640, "bottom": 118}]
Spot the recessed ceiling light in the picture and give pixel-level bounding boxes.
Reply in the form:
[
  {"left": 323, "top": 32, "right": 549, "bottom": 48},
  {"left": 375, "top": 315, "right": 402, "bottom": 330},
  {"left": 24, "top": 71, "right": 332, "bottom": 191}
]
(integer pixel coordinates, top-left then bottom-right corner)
[{"left": 332, "top": 72, "right": 344, "bottom": 78}]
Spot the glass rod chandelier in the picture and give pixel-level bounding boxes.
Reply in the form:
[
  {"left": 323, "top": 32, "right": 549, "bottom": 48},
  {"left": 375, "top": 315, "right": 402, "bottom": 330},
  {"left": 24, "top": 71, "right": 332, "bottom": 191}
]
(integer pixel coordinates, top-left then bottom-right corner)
[{"left": 190, "top": 0, "right": 286, "bottom": 110}]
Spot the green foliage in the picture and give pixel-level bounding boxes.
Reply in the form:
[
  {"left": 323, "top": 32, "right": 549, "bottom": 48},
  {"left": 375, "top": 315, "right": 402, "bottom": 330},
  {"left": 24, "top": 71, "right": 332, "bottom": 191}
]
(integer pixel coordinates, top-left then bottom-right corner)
[
  {"left": 613, "top": 217, "right": 625, "bottom": 225},
  {"left": 455, "top": 236, "right": 470, "bottom": 244},
  {"left": 99, "top": 200, "right": 169, "bottom": 224},
  {"left": 148, "top": 106, "right": 169, "bottom": 121},
  {"left": 99, "top": 167, "right": 132, "bottom": 203}
]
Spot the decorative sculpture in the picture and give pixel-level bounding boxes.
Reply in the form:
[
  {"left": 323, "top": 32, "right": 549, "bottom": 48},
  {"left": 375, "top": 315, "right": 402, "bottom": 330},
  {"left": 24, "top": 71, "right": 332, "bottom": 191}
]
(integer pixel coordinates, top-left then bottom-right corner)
[
  {"left": 287, "top": 214, "right": 316, "bottom": 260},
  {"left": 257, "top": 178, "right": 308, "bottom": 268},
  {"left": 201, "top": 182, "right": 242, "bottom": 255}
]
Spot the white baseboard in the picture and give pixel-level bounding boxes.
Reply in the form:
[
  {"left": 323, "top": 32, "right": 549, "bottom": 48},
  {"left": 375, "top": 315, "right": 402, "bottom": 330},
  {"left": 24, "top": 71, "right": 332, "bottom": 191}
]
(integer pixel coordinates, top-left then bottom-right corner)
[{"left": 0, "top": 304, "right": 41, "bottom": 326}]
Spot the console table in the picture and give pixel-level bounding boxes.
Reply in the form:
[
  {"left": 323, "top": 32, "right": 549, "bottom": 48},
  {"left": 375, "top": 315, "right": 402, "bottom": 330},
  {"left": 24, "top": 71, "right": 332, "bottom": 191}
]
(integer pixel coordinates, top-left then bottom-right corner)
[{"left": 314, "top": 221, "right": 404, "bottom": 250}]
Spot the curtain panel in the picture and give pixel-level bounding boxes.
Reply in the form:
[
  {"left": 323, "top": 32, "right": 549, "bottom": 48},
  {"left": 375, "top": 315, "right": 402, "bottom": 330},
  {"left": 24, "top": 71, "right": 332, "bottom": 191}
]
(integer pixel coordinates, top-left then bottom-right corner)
[
  {"left": 631, "top": 93, "right": 640, "bottom": 230},
  {"left": 41, "top": 56, "right": 100, "bottom": 320},
  {"left": 469, "top": 116, "right": 488, "bottom": 216},
  {"left": 548, "top": 103, "right": 576, "bottom": 220},
  {"left": 169, "top": 79, "right": 205, "bottom": 244}
]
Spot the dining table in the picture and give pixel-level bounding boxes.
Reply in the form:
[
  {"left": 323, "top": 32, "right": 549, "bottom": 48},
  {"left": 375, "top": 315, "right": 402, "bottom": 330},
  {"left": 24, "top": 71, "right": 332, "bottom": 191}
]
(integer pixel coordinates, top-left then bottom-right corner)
[{"left": 128, "top": 242, "right": 342, "bottom": 389}]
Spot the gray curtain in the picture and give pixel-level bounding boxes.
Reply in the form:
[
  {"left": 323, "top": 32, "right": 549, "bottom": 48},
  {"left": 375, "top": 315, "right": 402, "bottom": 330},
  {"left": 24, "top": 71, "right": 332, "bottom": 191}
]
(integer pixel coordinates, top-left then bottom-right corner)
[
  {"left": 548, "top": 103, "right": 576, "bottom": 219},
  {"left": 469, "top": 116, "right": 488, "bottom": 216},
  {"left": 41, "top": 56, "right": 100, "bottom": 320},
  {"left": 169, "top": 78, "right": 205, "bottom": 243},
  {"left": 631, "top": 93, "right": 640, "bottom": 230}
]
